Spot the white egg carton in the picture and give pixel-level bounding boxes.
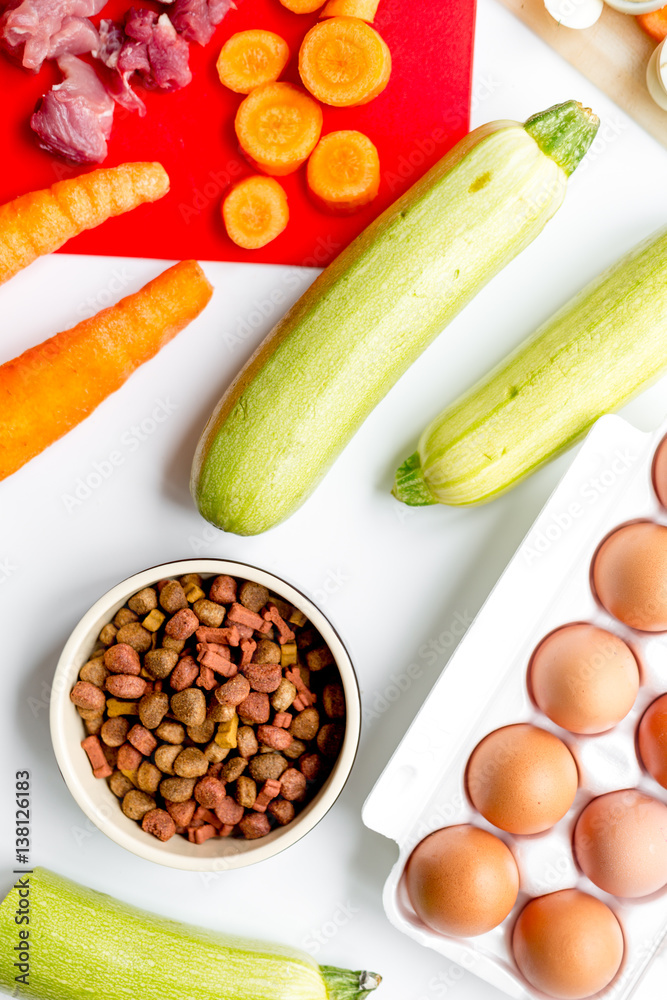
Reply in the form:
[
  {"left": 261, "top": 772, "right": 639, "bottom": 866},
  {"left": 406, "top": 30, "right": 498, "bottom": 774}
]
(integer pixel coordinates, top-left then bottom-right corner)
[{"left": 363, "top": 413, "right": 667, "bottom": 1000}]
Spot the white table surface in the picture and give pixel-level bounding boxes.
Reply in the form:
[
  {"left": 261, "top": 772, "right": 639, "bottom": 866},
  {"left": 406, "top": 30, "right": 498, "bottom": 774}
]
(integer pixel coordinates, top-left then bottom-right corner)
[{"left": 2, "top": 1, "right": 667, "bottom": 997}]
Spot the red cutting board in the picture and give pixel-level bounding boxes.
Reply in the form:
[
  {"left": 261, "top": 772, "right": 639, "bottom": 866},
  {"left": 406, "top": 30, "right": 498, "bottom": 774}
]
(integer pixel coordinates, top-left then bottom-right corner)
[{"left": 0, "top": 0, "right": 476, "bottom": 266}]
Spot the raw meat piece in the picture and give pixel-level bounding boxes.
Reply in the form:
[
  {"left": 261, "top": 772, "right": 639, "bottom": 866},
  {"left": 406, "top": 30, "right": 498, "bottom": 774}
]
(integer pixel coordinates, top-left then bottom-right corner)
[
  {"left": 146, "top": 12, "right": 190, "bottom": 89},
  {"left": 95, "top": 18, "right": 147, "bottom": 114},
  {"left": 31, "top": 53, "right": 114, "bottom": 163},
  {"left": 0, "top": 0, "right": 105, "bottom": 71},
  {"left": 170, "top": 0, "right": 232, "bottom": 46}
]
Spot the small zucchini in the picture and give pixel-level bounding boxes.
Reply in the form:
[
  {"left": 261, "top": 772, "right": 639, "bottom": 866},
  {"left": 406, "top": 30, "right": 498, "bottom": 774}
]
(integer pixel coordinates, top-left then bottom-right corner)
[
  {"left": 0, "top": 867, "right": 381, "bottom": 1000},
  {"left": 394, "top": 225, "right": 667, "bottom": 507},
  {"left": 192, "top": 102, "right": 598, "bottom": 535}
]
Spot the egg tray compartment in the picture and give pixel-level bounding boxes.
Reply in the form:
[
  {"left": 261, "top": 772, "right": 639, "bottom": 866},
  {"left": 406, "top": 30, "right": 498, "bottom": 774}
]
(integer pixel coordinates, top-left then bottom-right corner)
[{"left": 363, "top": 414, "right": 667, "bottom": 1000}]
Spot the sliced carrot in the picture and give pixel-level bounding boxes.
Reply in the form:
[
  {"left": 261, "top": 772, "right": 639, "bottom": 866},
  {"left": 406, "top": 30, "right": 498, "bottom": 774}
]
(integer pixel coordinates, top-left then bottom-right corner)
[
  {"left": 299, "top": 16, "right": 391, "bottom": 107},
  {"left": 637, "top": 9, "right": 667, "bottom": 42},
  {"left": 0, "top": 261, "right": 212, "bottom": 481},
  {"left": 235, "top": 81, "right": 323, "bottom": 175},
  {"left": 279, "top": 0, "right": 326, "bottom": 12},
  {"left": 319, "top": 0, "right": 380, "bottom": 22},
  {"left": 307, "top": 130, "right": 379, "bottom": 213},
  {"left": 216, "top": 30, "right": 290, "bottom": 94},
  {"left": 0, "top": 163, "right": 169, "bottom": 286},
  {"left": 223, "top": 176, "right": 289, "bottom": 249}
]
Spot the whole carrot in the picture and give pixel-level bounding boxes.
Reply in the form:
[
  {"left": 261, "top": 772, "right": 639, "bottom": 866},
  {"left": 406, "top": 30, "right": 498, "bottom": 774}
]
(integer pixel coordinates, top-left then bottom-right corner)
[
  {"left": 0, "top": 260, "right": 212, "bottom": 480},
  {"left": 0, "top": 162, "right": 169, "bottom": 285}
]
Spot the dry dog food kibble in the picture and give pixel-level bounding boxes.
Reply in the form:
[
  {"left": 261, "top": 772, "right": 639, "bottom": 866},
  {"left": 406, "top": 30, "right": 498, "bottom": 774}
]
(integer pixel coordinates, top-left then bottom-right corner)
[{"left": 70, "top": 572, "right": 347, "bottom": 843}]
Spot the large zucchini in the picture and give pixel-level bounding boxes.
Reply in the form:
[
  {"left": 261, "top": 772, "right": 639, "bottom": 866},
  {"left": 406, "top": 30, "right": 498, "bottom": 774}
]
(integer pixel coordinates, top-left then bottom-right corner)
[
  {"left": 0, "top": 868, "right": 380, "bottom": 1000},
  {"left": 192, "top": 102, "right": 598, "bottom": 535},
  {"left": 394, "top": 225, "right": 667, "bottom": 507}
]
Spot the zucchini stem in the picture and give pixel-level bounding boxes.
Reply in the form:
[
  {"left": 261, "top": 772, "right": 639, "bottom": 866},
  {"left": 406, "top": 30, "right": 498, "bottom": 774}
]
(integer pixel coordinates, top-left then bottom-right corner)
[
  {"left": 523, "top": 100, "right": 599, "bottom": 177},
  {"left": 392, "top": 451, "right": 436, "bottom": 506},
  {"left": 321, "top": 966, "right": 382, "bottom": 999}
]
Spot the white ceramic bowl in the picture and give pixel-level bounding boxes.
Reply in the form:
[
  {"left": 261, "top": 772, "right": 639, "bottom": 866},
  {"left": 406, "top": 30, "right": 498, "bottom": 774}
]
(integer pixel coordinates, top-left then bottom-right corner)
[{"left": 50, "top": 558, "right": 361, "bottom": 871}]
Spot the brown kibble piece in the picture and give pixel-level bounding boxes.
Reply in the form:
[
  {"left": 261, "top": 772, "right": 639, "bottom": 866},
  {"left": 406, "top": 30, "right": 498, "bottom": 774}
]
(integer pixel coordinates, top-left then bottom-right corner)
[
  {"left": 193, "top": 599, "right": 226, "bottom": 627},
  {"left": 269, "top": 799, "right": 295, "bottom": 825},
  {"left": 194, "top": 775, "right": 226, "bottom": 808},
  {"left": 239, "top": 812, "right": 271, "bottom": 839},
  {"left": 306, "top": 646, "right": 334, "bottom": 672},
  {"left": 208, "top": 701, "right": 236, "bottom": 723},
  {"left": 180, "top": 572, "right": 202, "bottom": 589},
  {"left": 127, "top": 724, "right": 158, "bottom": 756},
  {"left": 99, "top": 622, "right": 118, "bottom": 646},
  {"left": 249, "top": 752, "right": 288, "bottom": 782},
  {"left": 116, "top": 622, "right": 152, "bottom": 653},
  {"left": 220, "top": 756, "right": 247, "bottom": 783},
  {"left": 142, "top": 808, "right": 176, "bottom": 841},
  {"left": 77, "top": 706, "right": 103, "bottom": 721},
  {"left": 114, "top": 607, "right": 139, "bottom": 628},
  {"left": 144, "top": 648, "right": 179, "bottom": 680},
  {"left": 71, "top": 681, "right": 106, "bottom": 713},
  {"left": 165, "top": 799, "right": 196, "bottom": 826},
  {"left": 106, "top": 675, "right": 147, "bottom": 699},
  {"left": 209, "top": 575, "right": 237, "bottom": 604},
  {"left": 215, "top": 795, "right": 244, "bottom": 826},
  {"left": 104, "top": 643, "right": 141, "bottom": 676},
  {"left": 109, "top": 771, "right": 135, "bottom": 798},
  {"left": 299, "top": 752, "right": 323, "bottom": 780},
  {"left": 239, "top": 580, "right": 269, "bottom": 613},
  {"left": 317, "top": 722, "right": 345, "bottom": 758},
  {"left": 139, "top": 692, "right": 169, "bottom": 730},
  {"left": 137, "top": 761, "right": 162, "bottom": 794},
  {"left": 283, "top": 738, "right": 306, "bottom": 760},
  {"left": 238, "top": 691, "right": 271, "bottom": 725},
  {"left": 128, "top": 587, "right": 158, "bottom": 615},
  {"left": 117, "top": 742, "right": 143, "bottom": 771},
  {"left": 236, "top": 775, "right": 257, "bottom": 808},
  {"left": 187, "top": 720, "right": 216, "bottom": 743},
  {"left": 155, "top": 744, "right": 182, "bottom": 774},
  {"left": 165, "top": 608, "right": 199, "bottom": 640},
  {"left": 79, "top": 659, "right": 108, "bottom": 687},
  {"left": 244, "top": 662, "right": 282, "bottom": 693},
  {"left": 100, "top": 717, "right": 130, "bottom": 748},
  {"left": 204, "top": 741, "right": 229, "bottom": 763},
  {"left": 257, "top": 724, "right": 293, "bottom": 751},
  {"left": 155, "top": 720, "right": 185, "bottom": 744},
  {"left": 122, "top": 789, "right": 155, "bottom": 820},
  {"left": 323, "top": 683, "right": 346, "bottom": 719},
  {"left": 170, "top": 655, "right": 200, "bottom": 692},
  {"left": 174, "top": 747, "right": 209, "bottom": 778},
  {"left": 159, "top": 776, "right": 196, "bottom": 802},
  {"left": 162, "top": 636, "right": 186, "bottom": 653},
  {"left": 215, "top": 674, "right": 251, "bottom": 707},
  {"left": 280, "top": 768, "right": 307, "bottom": 802},
  {"left": 159, "top": 580, "right": 188, "bottom": 613},
  {"left": 271, "top": 679, "right": 297, "bottom": 712},
  {"left": 236, "top": 725, "right": 259, "bottom": 759},
  {"left": 290, "top": 707, "right": 320, "bottom": 741},
  {"left": 171, "top": 688, "right": 206, "bottom": 726},
  {"left": 85, "top": 716, "right": 104, "bottom": 736}
]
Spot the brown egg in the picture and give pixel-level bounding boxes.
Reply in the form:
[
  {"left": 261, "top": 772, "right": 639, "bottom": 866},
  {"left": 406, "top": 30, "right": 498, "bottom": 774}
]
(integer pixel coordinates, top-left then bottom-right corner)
[
  {"left": 466, "top": 724, "right": 578, "bottom": 835},
  {"left": 529, "top": 623, "right": 639, "bottom": 734},
  {"left": 638, "top": 693, "right": 667, "bottom": 789},
  {"left": 574, "top": 789, "right": 667, "bottom": 897},
  {"left": 653, "top": 434, "right": 667, "bottom": 508},
  {"left": 405, "top": 824, "right": 519, "bottom": 936},
  {"left": 592, "top": 521, "right": 667, "bottom": 631},
  {"left": 512, "top": 889, "right": 624, "bottom": 999}
]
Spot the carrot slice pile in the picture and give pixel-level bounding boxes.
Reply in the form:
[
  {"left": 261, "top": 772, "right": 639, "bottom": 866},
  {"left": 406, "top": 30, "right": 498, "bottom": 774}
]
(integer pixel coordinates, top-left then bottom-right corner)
[
  {"left": 279, "top": 0, "right": 326, "bottom": 12},
  {"left": 299, "top": 16, "right": 391, "bottom": 107},
  {"left": 235, "top": 81, "right": 323, "bottom": 175},
  {"left": 223, "top": 176, "right": 289, "bottom": 249},
  {"left": 216, "top": 30, "right": 290, "bottom": 94},
  {"left": 637, "top": 8, "right": 667, "bottom": 41},
  {"left": 319, "top": 0, "right": 380, "bottom": 22},
  {"left": 307, "top": 130, "right": 379, "bottom": 213}
]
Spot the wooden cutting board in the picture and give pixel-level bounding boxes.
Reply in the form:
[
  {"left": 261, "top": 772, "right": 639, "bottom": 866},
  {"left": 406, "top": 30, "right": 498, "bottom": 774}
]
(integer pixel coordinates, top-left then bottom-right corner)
[{"left": 497, "top": 0, "right": 667, "bottom": 148}]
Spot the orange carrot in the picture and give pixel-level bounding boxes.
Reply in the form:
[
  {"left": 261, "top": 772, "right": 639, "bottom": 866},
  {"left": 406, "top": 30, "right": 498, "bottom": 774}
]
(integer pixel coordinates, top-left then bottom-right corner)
[
  {"left": 299, "top": 16, "right": 391, "bottom": 107},
  {"left": 319, "top": 0, "right": 379, "bottom": 21},
  {"left": 0, "top": 261, "right": 212, "bottom": 480},
  {"left": 0, "top": 163, "right": 169, "bottom": 286},
  {"left": 279, "top": 0, "right": 326, "bottom": 12},
  {"left": 216, "top": 30, "right": 290, "bottom": 94},
  {"left": 235, "top": 82, "right": 323, "bottom": 175},
  {"left": 637, "top": 8, "right": 667, "bottom": 41},
  {"left": 307, "top": 130, "right": 379, "bottom": 213},
  {"left": 223, "top": 176, "right": 289, "bottom": 248}
]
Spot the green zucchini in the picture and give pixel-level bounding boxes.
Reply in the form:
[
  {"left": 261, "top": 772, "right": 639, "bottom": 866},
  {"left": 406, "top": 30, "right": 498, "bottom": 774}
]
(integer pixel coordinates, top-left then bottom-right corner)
[
  {"left": 0, "top": 868, "right": 380, "bottom": 1000},
  {"left": 393, "top": 225, "right": 667, "bottom": 507},
  {"left": 191, "top": 102, "right": 599, "bottom": 536}
]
